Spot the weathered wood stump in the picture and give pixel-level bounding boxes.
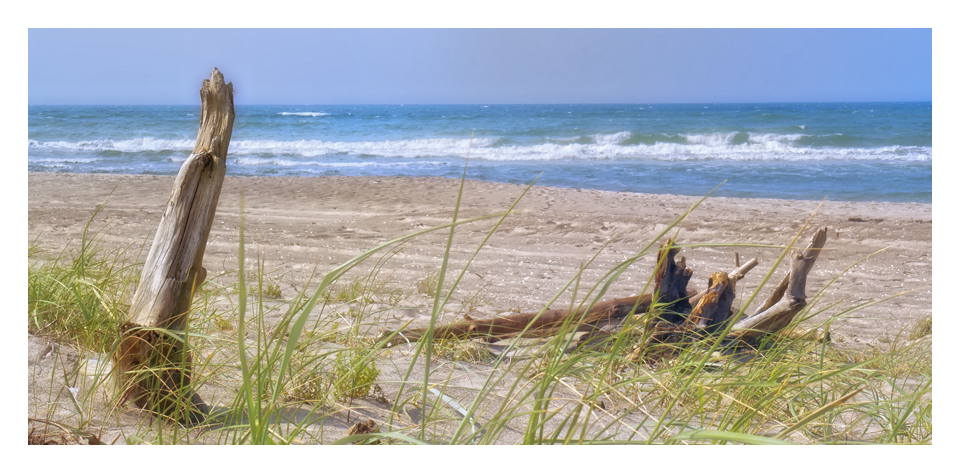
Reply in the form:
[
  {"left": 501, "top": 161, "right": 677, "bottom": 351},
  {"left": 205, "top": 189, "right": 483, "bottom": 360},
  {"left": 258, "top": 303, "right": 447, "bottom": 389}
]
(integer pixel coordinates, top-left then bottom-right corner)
[
  {"left": 649, "top": 240, "right": 694, "bottom": 324},
  {"left": 112, "top": 68, "right": 234, "bottom": 424}
]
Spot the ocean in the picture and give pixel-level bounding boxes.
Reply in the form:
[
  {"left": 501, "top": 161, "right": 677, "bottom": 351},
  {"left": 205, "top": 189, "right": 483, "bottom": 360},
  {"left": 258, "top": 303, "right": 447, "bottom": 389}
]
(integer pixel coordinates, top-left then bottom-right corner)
[{"left": 28, "top": 103, "right": 932, "bottom": 203}]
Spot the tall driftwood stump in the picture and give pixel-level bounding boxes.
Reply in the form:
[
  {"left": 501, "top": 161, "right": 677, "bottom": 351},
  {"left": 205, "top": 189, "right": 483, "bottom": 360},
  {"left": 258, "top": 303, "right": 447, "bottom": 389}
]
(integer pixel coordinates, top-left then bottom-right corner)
[{"left": 113, "top": 68, "right": 234, "bottom": 424}]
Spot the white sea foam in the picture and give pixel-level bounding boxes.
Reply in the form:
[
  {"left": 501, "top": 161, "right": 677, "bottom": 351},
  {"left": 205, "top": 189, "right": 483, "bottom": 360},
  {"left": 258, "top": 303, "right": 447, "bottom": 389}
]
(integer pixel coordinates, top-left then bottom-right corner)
[
  {"left": 234, "top": 157, "right": 449, "bottom": 168},
  {"left": 28, "top": 156, "right": 102, "bottom": 171},
  {"left": 593, "top": 131, "right": 632, "bottom": 146},
  {"left": 278, "top": 112, "right": 331, "bottom": 117},
  {"left": 31, "top": 157, "right": 101, "bottom": 164},
  {"left": 29, "top": 138, "right": 193, "bottom": 153},
  {"left": 229, "top": 137, "right": 499, "bottom": 158},
  {"left": 466, "top": 141, "right": 930, "bottom": 162},
  {"left": 28, "top": 133, "right": 932, "bottom": 163},
  {"left": 684, "top": 132, "right": 743, "bottom": 147}
]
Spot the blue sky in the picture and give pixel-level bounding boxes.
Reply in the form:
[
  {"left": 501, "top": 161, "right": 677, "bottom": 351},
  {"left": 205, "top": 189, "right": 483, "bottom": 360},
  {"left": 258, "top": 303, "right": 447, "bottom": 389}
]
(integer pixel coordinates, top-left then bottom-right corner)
[{"left": 28, "top": 28, "right": 931, "bottom": 105}]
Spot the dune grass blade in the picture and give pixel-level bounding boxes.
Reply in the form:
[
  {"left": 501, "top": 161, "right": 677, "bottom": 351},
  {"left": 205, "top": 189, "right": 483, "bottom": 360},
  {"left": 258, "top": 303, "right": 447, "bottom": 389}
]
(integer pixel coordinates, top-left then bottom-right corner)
[
  {"left": 775, "top": 388, "right": 864, "bottom": 440},
  {"left": 447, "top": 233, "right": 608, "bottom": 444},
  {"left": 417, "top": 157, "right": 470, "bottom": 438},
  {"left": 332, "top": 431, "right": 430, "bottom": 445},
  {"left": 435, "top": 177, "right": 542, "bottom": 442},
  {"left": 374, "top": 157, "right": 538, "bottom": 442},
  {"left": 668, "top": 429, "right": 794, "bottom": 445},
  {"left": 233, "top": 196, "right": 267, "bottom": 443}
]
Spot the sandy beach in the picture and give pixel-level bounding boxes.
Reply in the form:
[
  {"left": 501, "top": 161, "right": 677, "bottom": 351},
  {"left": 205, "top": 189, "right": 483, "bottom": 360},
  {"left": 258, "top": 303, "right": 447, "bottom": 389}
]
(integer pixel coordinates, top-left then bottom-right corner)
[
  {"left": 28, "top": 172, "right": 931, "bottom": 346},
  {"left": 27, "top": 172, "right": 932, "bottom": 444}
]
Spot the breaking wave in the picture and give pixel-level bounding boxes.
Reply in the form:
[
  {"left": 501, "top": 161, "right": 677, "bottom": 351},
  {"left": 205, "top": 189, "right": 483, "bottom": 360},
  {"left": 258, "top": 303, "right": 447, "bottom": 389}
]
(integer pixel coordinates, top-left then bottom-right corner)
[{"left": 28, "top": 131, "right": 932, "bottom": 163}]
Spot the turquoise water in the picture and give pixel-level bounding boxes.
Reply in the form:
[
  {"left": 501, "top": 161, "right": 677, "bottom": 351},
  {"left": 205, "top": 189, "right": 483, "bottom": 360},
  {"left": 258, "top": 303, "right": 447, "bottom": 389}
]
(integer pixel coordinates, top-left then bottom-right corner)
[{"left": 28, "top": 103, "right": 932, "bottom": 202}]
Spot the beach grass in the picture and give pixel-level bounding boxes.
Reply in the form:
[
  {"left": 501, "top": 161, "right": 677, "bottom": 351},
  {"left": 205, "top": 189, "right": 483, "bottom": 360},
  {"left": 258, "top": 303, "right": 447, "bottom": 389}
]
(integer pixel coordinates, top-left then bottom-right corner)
[
  {"left": 27, "top": 178, "right": 932, "bottom": 445},
  {"left": 28, "top": 197, "right": 143, "bottom": 354}
]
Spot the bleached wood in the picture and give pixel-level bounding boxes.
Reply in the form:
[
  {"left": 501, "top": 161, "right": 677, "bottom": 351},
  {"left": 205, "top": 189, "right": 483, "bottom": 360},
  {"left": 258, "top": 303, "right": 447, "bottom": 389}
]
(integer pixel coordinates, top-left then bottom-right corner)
[
  {"left": 731, "top": 227, "right": 828, "bottom": 338},
  {"left": 128, "top": 68, "right": 234, "bottom": 329},
  {"left": 114, "top": 69, "right": 234, "bottom": 423}
]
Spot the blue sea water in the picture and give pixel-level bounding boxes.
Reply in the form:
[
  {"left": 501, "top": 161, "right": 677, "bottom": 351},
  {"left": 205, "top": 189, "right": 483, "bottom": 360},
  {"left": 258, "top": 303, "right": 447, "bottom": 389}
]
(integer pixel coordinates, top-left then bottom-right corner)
[{"left": 28, "top": 103, "right": 932, "bottom": 203}]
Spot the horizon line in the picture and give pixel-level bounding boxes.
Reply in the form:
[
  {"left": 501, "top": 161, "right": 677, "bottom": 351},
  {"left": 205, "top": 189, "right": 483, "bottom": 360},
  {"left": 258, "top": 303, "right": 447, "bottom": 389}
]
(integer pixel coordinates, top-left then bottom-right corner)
[{"left": 29, "top": 100, "right": 934, "bottom": 107}]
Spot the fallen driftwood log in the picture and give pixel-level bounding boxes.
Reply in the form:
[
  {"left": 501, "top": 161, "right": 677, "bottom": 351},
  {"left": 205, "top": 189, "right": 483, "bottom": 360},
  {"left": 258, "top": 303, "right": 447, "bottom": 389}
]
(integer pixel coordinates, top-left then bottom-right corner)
[
  {"left": 112, "top": 69, "right": 234, "bottom": 423},
  {"left": 385, "top": 227, "right": 827, "bottom": 363},
  {"left": 385, "top": 293, "right": 671, "bottom": 345},
  {"left": 382, "top": 245, "right": 685, "bottom": 346}
]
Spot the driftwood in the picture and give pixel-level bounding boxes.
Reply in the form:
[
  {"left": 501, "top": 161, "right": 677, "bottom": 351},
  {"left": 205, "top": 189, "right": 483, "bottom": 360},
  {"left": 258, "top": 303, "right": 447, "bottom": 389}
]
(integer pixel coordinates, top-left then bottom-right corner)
[
  {"left": 729, "top": 227, "right": 828, "bottom": 339},
  {"left": 383, "top": 241, "right": 697, "bottom": 346},
  {"left": 386, "top": 293, "right": 668, "bottom": 346},
  {"left": 629, "top": 227, "right": 827, "bottom": 362},
  {"left": 635, "top": 227, "right": 828, "bottom": 361},
  {"left": 383, "top": 240, "right": 759, "bottom": 345},
  {"left": 386, "top": 227, "right": 827, "bottom": 364},
  {"left": 689, "top": 272, "right": 736, "bottom": 332},
  {"left": 650, "top": 240, "right": 694, "bottom": 324},
  {"left": 112, "top": 69, "right": 234, "bottom": 423}
]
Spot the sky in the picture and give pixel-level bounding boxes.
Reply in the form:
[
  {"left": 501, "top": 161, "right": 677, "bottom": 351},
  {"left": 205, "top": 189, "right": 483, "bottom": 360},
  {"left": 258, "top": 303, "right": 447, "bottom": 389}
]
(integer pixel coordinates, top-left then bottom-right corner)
[{"left": 27, "top": 28, "right": 931, "bottom": 105}]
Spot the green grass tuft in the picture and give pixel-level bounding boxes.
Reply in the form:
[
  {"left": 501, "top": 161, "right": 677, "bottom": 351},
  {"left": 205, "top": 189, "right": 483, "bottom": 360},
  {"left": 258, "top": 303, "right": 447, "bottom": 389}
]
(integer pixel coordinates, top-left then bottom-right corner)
[
  {"left": 910, "top": 315, "right": 932, "bottom": 340},
  {"left": 28, "top": 208, "right": 141, "bottom": 353}
]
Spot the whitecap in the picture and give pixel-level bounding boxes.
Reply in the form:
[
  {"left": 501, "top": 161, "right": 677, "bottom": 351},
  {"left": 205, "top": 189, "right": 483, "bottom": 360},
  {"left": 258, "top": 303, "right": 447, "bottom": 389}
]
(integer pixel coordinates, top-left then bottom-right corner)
[
  {"left": 593, "top": 131, "right": 632, "bottom": 146},
  {"left": 277, "top": 112, "right": 331, "bottom": 117}
]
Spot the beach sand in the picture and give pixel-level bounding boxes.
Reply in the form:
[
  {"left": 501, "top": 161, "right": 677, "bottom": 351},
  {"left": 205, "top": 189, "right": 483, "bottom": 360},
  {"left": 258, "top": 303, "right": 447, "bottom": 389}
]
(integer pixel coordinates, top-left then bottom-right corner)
[
  {"left": 27, "top": 172, "right": 932, "bottom": 443},
  {"left": 28, "top": 172, "right": 932, "bottom": 344}
]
